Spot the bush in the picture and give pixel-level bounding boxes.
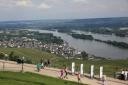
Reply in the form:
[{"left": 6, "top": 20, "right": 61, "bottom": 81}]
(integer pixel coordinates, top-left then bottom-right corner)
[
  {"left": 0, "top": 52, "right": 5, "bottom": 59},
  {"left": 25, "top": 58, "right": 32, "bottom": 64}
]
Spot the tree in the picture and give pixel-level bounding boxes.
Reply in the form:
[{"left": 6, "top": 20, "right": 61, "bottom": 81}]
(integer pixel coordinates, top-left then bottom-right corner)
[
  {"left": 81, "top": 51, "right": 88, "bottom": 60},
  {"left": 9, "top": 51, "right": 14, "bottom": 61}
]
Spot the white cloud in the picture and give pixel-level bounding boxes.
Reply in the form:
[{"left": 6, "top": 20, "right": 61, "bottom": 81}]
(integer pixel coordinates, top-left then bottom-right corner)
[
  {"left": 16, "top": 0, "right": 34, "bottom": 7},
  {"left": 0, "top": 0, "right": 15, "bottom": 7},
  {"left": 38, "top": 3, "right": 51, "bottom": 9},
  {"left": 0, "top": 0, "right": 128, "bottom": 20},
  {"left": 0, "top": 0, "right": 34, "bottom": 7},
  {"left": 0, "top": 0, "right": 51, "bottom": 9},
  {"left": 73, "top": 0, "right": 87, "bottom": 3}
]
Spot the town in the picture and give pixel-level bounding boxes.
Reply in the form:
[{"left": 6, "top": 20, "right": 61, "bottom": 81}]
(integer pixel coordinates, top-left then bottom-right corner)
[{"left": 0, "top": 30, "right": 76, "bottom": 58}]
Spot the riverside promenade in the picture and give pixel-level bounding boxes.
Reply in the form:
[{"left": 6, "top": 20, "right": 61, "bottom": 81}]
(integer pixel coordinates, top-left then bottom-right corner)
[{"left": 0, "top": 60, "right": 127, "bottom": 85}]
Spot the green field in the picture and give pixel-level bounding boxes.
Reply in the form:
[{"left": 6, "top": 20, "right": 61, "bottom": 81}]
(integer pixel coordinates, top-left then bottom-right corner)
[
  {"left": 0, "top": 48, "right": 128, "bottom": 77},
  {"left": 0, "top": 71, "right": 85, "bottom": 85}
]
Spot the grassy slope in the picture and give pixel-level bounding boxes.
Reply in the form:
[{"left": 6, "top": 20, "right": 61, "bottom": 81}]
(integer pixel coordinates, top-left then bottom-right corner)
[
  {"left": 0, "top": 48, "right": 128, "bottom": 77},
  {"left": 0, "top": 48, "right": 63, "bottom": 64},
  {"left": 54, "top": 59, "right": 128, "bottom": 77},
  {"left": 0, "top": 71, "right": 85, "bottom": 85}
]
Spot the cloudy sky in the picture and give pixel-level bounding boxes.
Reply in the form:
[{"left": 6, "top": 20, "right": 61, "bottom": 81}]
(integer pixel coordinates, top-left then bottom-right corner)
[{"left": 0, "top": 0, "right": 128, "bottom": 21}]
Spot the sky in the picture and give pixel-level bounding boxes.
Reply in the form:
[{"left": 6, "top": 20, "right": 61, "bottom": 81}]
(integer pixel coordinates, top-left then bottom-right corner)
[{"left": 0, "top": 0, "right": 128, "bottom": 21}]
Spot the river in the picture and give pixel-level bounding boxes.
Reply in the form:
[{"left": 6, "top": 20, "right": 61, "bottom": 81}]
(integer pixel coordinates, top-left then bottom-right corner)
[
  {"left": 28, "top": 29, "right": 128, "bottom": 59},
  {"left": 72, "top": 30, "right": 128, "bottom": 43}
]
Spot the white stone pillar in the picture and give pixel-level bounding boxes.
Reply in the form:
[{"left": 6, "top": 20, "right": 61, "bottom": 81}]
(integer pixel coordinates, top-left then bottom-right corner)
[
  {"left": 100, "top": 66, "right": 103, "bottom": 80},
  {"left": 80, "top": 64, "right": 84, "bottom": 75},
  {"left": 90, "top": 65, "right": 94, "bottom": 79},
  {"left": 72, "top": 62, "right": 75, "bottom": 74},
  {"left": 124, "top": 71, "right": 128, "bottom": 80}
]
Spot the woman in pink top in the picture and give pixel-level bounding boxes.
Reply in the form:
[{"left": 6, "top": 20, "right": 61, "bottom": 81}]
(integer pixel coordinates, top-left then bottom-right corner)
[{"left": 60, "top": 69, "right": 64, "bottom": 79}]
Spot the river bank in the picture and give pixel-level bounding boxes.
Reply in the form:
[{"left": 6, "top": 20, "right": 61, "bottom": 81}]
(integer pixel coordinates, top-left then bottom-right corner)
[{"left": 28, "top": 29, "right": 128, "bottom": 59}]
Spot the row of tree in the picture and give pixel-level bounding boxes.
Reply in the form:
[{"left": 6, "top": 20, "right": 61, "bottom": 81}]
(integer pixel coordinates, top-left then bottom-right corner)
[
  {"left": 71, "top": 33, "right": 94, "bottom": 40},
  {"left": 95, "top": 39, "right": 128, "bottom": 49}
]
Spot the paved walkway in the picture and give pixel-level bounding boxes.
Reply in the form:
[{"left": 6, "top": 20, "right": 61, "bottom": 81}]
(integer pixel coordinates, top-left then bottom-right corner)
[{"left": 0, "top": 60, "right": 128, "bottom": 85}]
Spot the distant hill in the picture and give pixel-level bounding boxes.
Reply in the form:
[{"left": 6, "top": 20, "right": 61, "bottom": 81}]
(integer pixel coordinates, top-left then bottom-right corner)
[
  {"left": 0, "top": 17, "right": 128, "bottom": 30},
  {"left": 70, "top": 17, "right": 128, "bottom": 28}
]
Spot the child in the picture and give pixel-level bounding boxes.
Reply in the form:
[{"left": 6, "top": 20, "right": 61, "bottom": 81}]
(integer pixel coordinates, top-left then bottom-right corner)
[{"left": 77, "top": 72, "right": 81, "bottom": 84}]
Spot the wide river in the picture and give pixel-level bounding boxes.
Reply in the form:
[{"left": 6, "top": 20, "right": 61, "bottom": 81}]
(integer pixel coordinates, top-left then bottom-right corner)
[{"left": 28, "top": 29, "right": 128, "bottom": 59}]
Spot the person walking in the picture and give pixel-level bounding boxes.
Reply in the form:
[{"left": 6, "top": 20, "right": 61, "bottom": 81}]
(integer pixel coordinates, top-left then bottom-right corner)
[
  {"left": 44, "top": 60, "right": 47, "bottom": 67},
  {"left": 77, "top": 72, "right": 81, "bottom": 85},
  {"left": 60, "top": 69, "right": 64, "bottom": 79},
  {"left": 121, "top": 69, "right": 125, "bottom": 80},
  {"left": 41, "top": 62, "right": 44, "bottom": 69},
  {"left": 40, "top": 58, "right": 43, "bottom": 64},
  {"left": 64, "top": 66, "right": 68, "bottom": 79},
  {"left": 36, "top": 63, "right": 40, "bottom": 72},
  {"left": 47, "top": 59, "right": 50, "bottom": 67},
  {"left": 102, "top": 75, "right": 107, "bottom": 85}
]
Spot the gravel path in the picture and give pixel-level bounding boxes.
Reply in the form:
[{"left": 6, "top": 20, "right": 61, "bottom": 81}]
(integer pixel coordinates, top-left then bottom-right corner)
[{"left": 0, "top": 60, "right": 127, "bottom": 85}]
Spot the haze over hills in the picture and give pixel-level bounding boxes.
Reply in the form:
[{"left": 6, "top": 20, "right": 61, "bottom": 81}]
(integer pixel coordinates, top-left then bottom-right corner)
[{"left": 0, "top": 17, "right": 128, "bottom": 30}]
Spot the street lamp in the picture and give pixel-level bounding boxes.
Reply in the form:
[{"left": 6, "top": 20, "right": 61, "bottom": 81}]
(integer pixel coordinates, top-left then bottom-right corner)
[{"left": 21, "top": 57, "right": 24, "bottom": 72}]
